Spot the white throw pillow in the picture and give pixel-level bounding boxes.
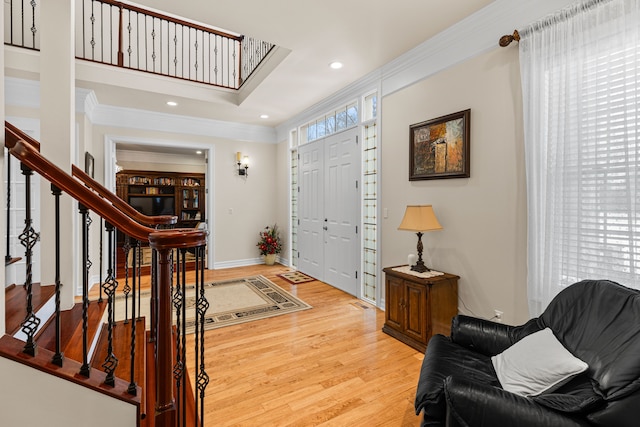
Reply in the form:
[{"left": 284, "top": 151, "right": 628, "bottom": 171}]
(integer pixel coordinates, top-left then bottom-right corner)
[{"left": 491, "top": 328, "right": 588, "bottom": 397}]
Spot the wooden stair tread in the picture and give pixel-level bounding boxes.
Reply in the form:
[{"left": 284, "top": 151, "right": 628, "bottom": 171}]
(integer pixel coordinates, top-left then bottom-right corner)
[
  {"left": 62, "top": 300, "right": 108, "bottom": 362},
  {"left": 5, "top": 283, "right": 56, "bottom": 335},
  {"left": 36, "top": 301, "right": 104, "bottom": 354}
]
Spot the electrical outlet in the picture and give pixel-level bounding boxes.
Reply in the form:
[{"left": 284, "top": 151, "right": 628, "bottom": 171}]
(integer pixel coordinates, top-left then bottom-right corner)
[{"left": 494, "top": 310, "right": 503, "bottom": 323}]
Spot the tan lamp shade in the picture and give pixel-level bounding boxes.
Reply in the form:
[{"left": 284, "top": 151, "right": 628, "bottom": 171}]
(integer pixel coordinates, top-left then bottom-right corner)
[{"left": 398, "top": 205, "right": 442, "bottom": 232}]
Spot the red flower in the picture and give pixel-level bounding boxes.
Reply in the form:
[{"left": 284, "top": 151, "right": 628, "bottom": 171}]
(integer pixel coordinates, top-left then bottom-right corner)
[{"left": 257, "top": 224, "right": 282, "bottom": 255}]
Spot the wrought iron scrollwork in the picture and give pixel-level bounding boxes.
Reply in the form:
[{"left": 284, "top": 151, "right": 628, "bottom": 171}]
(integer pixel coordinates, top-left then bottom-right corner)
[{"left": 19, "top": 164, "right": 40, "bottom": 357}]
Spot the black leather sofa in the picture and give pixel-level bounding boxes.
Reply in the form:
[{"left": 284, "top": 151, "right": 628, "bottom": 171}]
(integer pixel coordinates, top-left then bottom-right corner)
[{"left": 414, "top": 279, "right": 640, "bottom": 427}]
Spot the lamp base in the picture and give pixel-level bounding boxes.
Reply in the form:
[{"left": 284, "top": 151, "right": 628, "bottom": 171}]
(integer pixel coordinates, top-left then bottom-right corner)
[{"left": 410, "top": 260, "right": 431, "bottom": 273}]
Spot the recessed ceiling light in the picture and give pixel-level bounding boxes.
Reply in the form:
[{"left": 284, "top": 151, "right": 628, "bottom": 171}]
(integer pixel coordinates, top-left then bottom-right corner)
[
  {"left": 166, "top": 101, "right": 177, "bottom": 106},
  {"left": 196, "top": 150, "right": 202, "bottom": 155},
  {"left": 260, "top": 114, "right": 269, "bottom": 119},
  {"left": 329, "top": 61, "right": 343, "bottom": 70}
]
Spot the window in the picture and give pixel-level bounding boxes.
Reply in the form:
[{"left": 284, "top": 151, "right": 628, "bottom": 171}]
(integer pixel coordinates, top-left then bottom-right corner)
[
  {"left": 520, "top": 0, "right": 640, "bottom": 313},
  {"left": 299, "top": 101, "right": 359, "bottom": 144}
]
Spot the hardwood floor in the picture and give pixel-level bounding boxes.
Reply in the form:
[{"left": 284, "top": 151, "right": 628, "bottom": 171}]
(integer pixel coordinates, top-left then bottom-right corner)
[{"left": 92, "top": 263, "right": 425, "bottom": 426}]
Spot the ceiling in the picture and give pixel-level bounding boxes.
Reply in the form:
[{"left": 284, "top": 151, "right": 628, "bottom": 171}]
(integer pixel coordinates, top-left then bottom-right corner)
[{"left": 83, "top": 0, "right": 495, "bottom": 129}]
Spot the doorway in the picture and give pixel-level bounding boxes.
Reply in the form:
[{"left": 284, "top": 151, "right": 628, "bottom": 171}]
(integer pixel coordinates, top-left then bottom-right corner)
[{"left": 297, "top": 128, "right": 360, "bottom": 296}]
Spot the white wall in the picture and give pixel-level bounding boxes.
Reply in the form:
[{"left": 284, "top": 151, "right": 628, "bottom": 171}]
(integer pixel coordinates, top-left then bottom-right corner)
[
  {"left": 381, "top": 46, "right": 529, "bottom": 325},
  {"left": 0, "top": 357, "right": 137, "bottom": 427}
]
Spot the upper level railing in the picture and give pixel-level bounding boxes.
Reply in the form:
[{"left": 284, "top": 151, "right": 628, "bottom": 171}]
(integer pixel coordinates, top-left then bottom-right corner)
[{"left": 4, "top": 0, "right": 275, "bottom": 89}]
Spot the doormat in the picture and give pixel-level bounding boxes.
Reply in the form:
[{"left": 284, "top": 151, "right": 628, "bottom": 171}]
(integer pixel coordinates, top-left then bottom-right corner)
[
  {"left": 277, "top": 271, "right": 316, "bottom": 285},
  {"left": 113, "top": 275, "right": 312, "bottom": 332}
]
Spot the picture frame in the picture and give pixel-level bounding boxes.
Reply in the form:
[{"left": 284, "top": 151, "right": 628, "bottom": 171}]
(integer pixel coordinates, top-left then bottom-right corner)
[
  {"left": 85, "top": 152, "right": 95, "bottom": 179},
  {"left": 409, "top": 109, "right": 470, "bottom": 180}
]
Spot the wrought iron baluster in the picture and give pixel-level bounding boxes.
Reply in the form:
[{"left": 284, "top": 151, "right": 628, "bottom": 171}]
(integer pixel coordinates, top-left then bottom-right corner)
[
  {"left": 159, "top": 17, "right": 163, "bottom": 74},
  {"left": 214, "top": 35, "right": 219, "bottom": 84},
  {"left": 127, "top": 238, "right": 138, "bottom": 395},
  {"left": 81, "top": 0, "right": 85, "bottom": 57},
  {"left": 144, "top": 12, "right": 148, "bottom": 70},
  {"left": 127, "top": 9, "right": 132, "bottom": 66},
  {"left": 122, "top": 236, "right": 131, "bottom": 323},
  {"left": 102, "top": 222, "right": 119, "bottom": 385},
  {"left": 90, "top": 0, "right": 96, "bottom": 60},
  {"left": 19, "top": 163, "right": 40, "bottom": 357},
  {"left": 232, "top": 38, "right": 237, "bottom": 88},
  {"left": 9, "top": 0, "right": 13, "bottom": 45},
  {"left": 194, "top": 33, "right": 199, "bottom": 79},
  {"left": 98, "top": 217, "right": 103, "bottom": 303},
  {"left": 150, "top": 243, "right": 157, "bottom": 343},
  {"left": 173, "top": 248, "right": 184, "bottom": 424},
  {"left": 151, "top": 18, "right": 156, "bottom": 72},
  {"left": 196, "top": 245, "right": 209, "bottom": 426},
  {"left": 137, "top": 240, "right": 142, "bottom": 320},
  {"left": 21, "top": 0, "right": 24, "bottom": 46},
  {"left": 180, "top": 248, "right": 187, "bottom": 427},
  {"left": 78, "top": 203, "right": 91, "bottom": 376},
  {"left": 6, "top": 151, "right": 12, "bottom": 263},
  {"left": 51, "top": 185, "right": 64, "bottom": 366},
  {"left": 173, "top": 23, "right": 178, "bottom": 76}
]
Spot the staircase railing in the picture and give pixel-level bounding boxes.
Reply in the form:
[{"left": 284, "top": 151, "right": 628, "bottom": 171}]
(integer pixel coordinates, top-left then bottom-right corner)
[
  {"left": 3, "top": 122, "right": 209, "bottom": 427},
  {"left": 4, "top": 0, "right": 275, "bottom": 89}
]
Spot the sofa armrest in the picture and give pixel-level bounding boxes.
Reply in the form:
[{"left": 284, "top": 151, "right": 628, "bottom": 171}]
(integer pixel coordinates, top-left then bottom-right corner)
[
  {"left": 444, "top": 376, "right": 592, "bottom": 427},
  {"left": 451, "top": 315, "right": 541, "bottom": 356}
]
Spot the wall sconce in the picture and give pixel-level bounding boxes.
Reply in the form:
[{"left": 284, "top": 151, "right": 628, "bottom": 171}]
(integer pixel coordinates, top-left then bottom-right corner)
[{"left": 236, "top": 152, "right": 249, "bottom": 176}]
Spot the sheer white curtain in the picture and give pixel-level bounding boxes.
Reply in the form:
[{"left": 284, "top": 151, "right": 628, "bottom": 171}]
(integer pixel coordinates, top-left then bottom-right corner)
[{"left": 520, "top": 0, "right": 640, "bottom": 315}]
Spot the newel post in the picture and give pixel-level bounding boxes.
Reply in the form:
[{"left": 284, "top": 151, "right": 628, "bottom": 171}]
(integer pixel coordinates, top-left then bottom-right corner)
[
  {"left": 150, "top": 228, "right": 207, "bottom": 427},
  {"left": 154, "top": 245, "right": 176, "bottom": 427}
]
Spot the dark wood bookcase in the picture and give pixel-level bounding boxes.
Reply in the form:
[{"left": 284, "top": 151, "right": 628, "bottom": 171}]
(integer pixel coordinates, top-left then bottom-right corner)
[{"left": 116, "top": 170, "right": 205, "bottom": 228}]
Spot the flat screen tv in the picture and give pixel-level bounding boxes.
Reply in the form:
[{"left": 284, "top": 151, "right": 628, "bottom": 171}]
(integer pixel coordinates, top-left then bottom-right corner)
[{"left": 128, "top": 196, "right": 175, "bottom": 216}]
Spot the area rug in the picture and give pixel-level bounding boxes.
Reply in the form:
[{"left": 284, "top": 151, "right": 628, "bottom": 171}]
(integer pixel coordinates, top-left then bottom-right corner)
[
  {"left": 113, "top": 275, "right": 312, "bottom": 332},
  {"left": 277, "top": 271, "right": 316, "bottom": 284}
]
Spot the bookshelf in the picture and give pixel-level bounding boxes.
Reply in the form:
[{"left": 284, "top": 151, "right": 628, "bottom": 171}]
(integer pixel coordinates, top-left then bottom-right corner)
[{"left": 116, "top": 170, "right": 205, "bottom": 228}]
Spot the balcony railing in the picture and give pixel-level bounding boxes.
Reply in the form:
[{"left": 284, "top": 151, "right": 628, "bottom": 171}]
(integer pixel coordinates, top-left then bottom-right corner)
[{"left": 4, "top": 0, "right": 275, "bottom": 89}]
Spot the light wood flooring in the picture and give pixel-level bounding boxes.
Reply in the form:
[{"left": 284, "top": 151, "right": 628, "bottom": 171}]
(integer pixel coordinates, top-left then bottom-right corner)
[{"left": 97, "top": 263, "right": 425, "bottom": 426}]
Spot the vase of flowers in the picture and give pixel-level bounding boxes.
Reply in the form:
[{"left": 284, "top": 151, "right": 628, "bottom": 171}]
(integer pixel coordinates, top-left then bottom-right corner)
[{"left": 257, "top": 224, "right": 282, "bottom": 265}]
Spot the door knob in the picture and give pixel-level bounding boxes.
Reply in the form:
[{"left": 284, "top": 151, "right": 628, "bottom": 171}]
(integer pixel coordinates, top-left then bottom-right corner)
[{"left": 323, "top": 226, "right": 328, "bottom": 230}]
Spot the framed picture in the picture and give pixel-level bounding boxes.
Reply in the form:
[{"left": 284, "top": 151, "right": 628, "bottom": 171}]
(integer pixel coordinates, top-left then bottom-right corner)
[
  {"left": 409, "top": 109, "right": 470, "bottom": 180},
  {"left": 85, "top": 152, "right": 95, "bottom": 178}
]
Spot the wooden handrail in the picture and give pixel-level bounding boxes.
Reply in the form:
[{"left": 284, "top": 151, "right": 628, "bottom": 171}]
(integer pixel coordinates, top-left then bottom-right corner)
[
  {"left": 6, "top": 121, "right": 40, "bottom": 151},
  {"left": 5, "top": 131, "right": 203, "bottom": 244},
  {"left": 72, "top": 165, "right": 177, "bottom": 227},
  {"left": 7, "top": 136, "right": 151, "bottom": 241},
  {"left": 6, "top": 119, "right": 177, "bottom": 227}
]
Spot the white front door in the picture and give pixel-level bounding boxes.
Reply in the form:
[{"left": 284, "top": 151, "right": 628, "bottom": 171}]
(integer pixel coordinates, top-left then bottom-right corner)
[
  {"left": 323, "top": 130, "right": 360, "bottom": 296},
  {"left": 297, "top": 128, "right": 360, "bottom": 296},
  {"left": 297, "top": 140, "right": 324, "bottom": 279}
]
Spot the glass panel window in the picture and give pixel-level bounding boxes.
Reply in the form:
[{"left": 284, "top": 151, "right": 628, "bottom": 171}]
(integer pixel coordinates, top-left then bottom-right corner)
[
  {"left": 363, "top": 92, "right": 377, "bottom": 121},
  {"left": 346, "top": 102, "right": 358, "bottom": 127}
]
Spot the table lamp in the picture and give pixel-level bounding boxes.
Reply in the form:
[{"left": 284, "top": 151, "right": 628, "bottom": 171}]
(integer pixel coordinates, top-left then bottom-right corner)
[{"left": 398, "top": 205, "right": 442, "bottom": 272}]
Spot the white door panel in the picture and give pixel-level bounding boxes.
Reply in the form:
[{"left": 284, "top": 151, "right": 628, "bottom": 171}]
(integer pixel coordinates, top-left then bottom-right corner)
[
  {"left": 323, "top": 130, "right": 359, "bottom": 296},
  {"left": 298, "top": 141, "right": 323, "bottom": 280},
  {"left": 297, "top": 128, "right": 360, "bottom": 297}
]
